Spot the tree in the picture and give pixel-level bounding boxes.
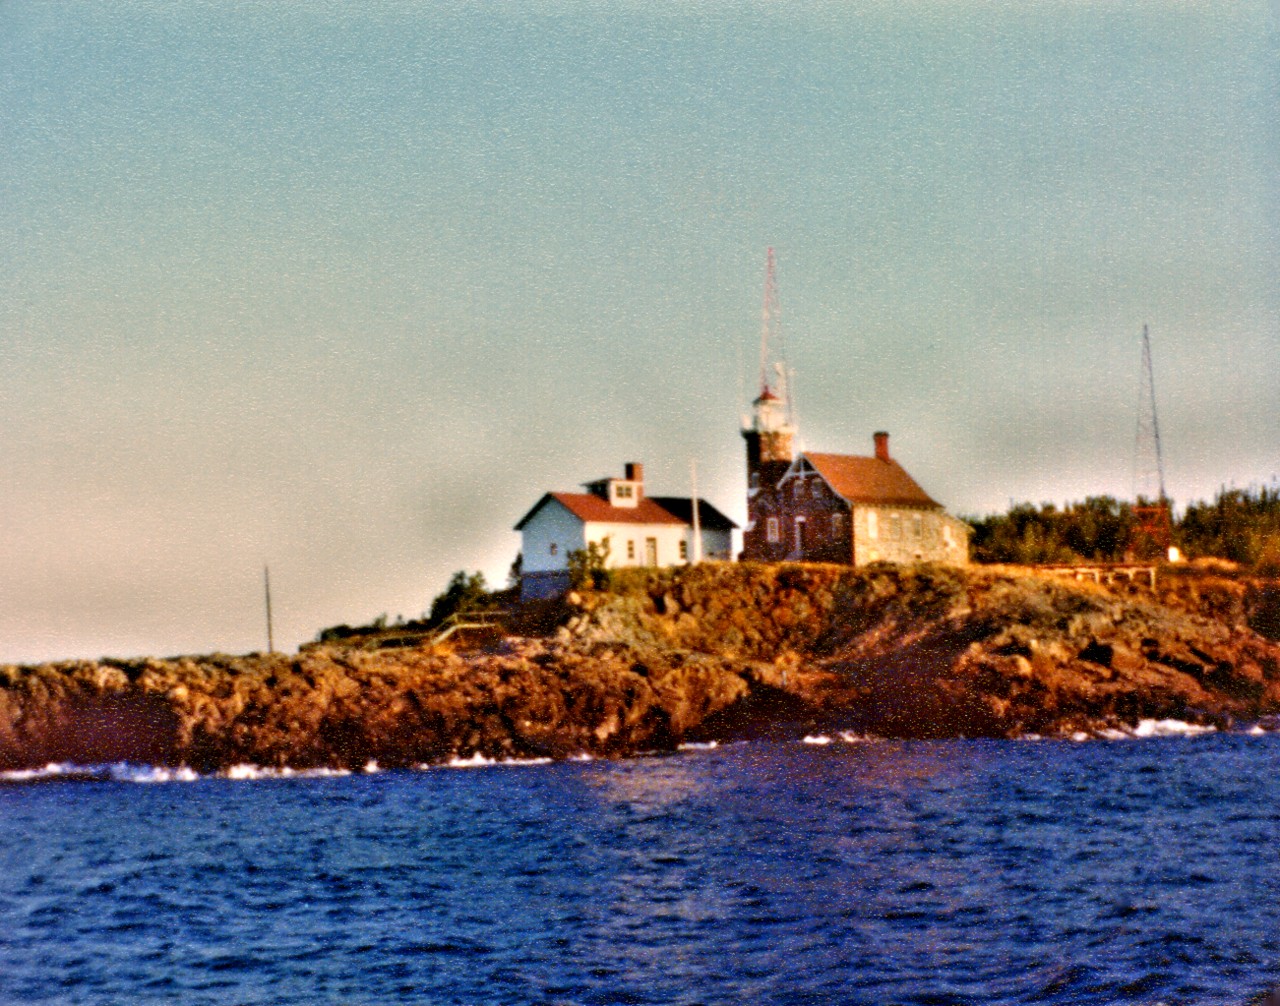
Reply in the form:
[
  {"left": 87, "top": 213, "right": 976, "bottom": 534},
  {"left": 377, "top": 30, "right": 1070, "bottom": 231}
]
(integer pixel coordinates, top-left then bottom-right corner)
[
  {"left": 567, "top": 537, "right": 611, "bottom": 590},
  {"left": 428, "top": 570, "right": 491, "bottom": 626}
]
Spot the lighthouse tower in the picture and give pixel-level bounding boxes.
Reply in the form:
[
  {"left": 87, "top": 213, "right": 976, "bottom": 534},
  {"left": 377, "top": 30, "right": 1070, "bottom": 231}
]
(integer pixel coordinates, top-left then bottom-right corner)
[{"left": 743, "top": 385, "right": 795, "bottom": 495}]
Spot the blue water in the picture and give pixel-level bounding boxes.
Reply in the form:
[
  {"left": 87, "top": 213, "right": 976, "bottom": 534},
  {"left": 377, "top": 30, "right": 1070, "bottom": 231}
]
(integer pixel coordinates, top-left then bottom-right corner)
[{"left": 2, "top": 734, "right": 1278, "bottom": 1005}]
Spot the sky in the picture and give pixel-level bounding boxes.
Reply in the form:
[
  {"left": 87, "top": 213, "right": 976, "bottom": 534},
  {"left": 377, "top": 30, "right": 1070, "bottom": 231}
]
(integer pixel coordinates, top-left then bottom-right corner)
[{"left": 2, "top": 1, "right": 1277, "bottom": 664}]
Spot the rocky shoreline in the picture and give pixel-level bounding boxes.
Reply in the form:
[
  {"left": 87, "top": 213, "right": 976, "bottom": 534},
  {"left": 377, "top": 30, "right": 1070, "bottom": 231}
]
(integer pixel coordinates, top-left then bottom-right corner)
[{"left": 2, "top": 563, "right": 1278, "bottom": 772}]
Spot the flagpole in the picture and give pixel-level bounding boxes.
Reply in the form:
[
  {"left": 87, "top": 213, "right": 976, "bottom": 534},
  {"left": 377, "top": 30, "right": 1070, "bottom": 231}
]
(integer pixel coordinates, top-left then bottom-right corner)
[
  {"left": 264, "top": 564, "right": 274, "bottom": 654},
  {"left": 691, "top": 459, "right": 702, "bottom": 564}
]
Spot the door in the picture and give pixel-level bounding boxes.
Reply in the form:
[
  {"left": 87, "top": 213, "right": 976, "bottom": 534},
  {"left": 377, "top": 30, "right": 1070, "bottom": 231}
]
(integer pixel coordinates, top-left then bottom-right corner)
[
  {"left": 793, "top": 517, "right": 805, "bottom": 557},
  {"left": 644, "top": 537, "right": 657, "bottom": 565}
]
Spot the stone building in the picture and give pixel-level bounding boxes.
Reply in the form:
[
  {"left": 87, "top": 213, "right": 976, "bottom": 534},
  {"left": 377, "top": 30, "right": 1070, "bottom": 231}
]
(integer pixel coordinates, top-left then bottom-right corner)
[{"left": 741, "top": 393, "right": 969, "bottom": 566}]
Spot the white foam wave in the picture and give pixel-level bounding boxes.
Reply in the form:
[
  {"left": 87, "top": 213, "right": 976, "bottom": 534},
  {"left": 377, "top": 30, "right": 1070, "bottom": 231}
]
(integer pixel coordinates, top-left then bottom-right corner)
[
  {"left": 1061, "top": 719, "right": 1219, "bottom": 742},
  {"left": 1131, "top": 718, "right": 1216, "bottom": 738},
  {"left": 0, "top": 762, "right": 98, "bottom": 782},
  {"left": 677, "top": 741, "right": 719, "bottom": 751},
  {"left": 802, "top": 734, "right": 833, "bottom": 745},
  {"left": 1247, "top": 724, "right": 1269, "bottom": 736},
  {"left": 838, "top": 731, "right": 873, "bottom": 744},
  {"left": 222, "top": 764, "right": 352, "bottom": 780},
  {"left": 113, "top": 764, "right": 199, "bottom": 784},
  {"left": 0, "top": 761, "right": 200, "bottom": 784},
  {"left": 447, "top": 752, "right": 494, "bottom": 768},
  {"left": 422, "top": 753, "right": 556, "bottom": 770}
]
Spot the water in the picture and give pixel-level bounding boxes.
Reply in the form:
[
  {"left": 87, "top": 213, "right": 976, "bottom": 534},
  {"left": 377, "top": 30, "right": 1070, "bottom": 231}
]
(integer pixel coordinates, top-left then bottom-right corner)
[{"left": 2, "top": 732, "right": 1278, "bottom": 1005}]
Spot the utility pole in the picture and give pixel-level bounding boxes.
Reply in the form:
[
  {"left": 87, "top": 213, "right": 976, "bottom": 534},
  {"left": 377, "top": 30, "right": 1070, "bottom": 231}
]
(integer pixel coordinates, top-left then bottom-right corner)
[
  {"left": 691, "top": 459, "right": 702, "bottom": 564},
  {"left": 264, "top": 564, "right": 274, "bottom": 654}
]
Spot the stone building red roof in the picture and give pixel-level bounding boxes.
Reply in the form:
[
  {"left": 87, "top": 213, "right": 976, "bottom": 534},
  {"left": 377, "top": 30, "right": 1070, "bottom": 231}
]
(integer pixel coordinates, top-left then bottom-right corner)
[{"left": 804, "top": 452, "right": 940, "bottom": 509}]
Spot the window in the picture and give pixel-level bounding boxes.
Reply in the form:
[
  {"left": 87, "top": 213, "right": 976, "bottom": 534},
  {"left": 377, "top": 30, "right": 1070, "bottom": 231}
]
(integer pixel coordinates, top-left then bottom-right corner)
[
  {"left": 912, "top": 514, "right": 923, "bottom": 539},
  {"left": 794, "top": 517, "right": 806, "bottom": 553},
  {"left": 626, "top": 540, "right": 635, "bottom": 560},
  {"left": 750, "top": 471, "right": 760, "bottom": 489},
  {"left": 889, "top": 513, "right": 902, "bottom": 539},
  {"left": 766, "top": 517, "right": 780, "bottom": 542},
  {"left": 549, "top": 543, "right": 558, "bottom": 556},
  {"left": 831, "top": 513, "right": 844, "bottom": 537},
  {"left": 616, "top": 485, "right": 633, "bottom": 499},
  {"left": 943, "top": 525, "right": 953, "bottom": 547},
  {"left": 679, "top": 540, "right": 688, "bottom": 560},
  {"left": 867, "top": 511, "right": 878, "bottom": 540}
]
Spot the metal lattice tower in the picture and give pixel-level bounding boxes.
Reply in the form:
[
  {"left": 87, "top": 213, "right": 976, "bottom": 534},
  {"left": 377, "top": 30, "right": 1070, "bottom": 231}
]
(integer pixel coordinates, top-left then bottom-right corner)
[
  {"left": 757, "top": 247, "right": 792, "bottom": 424},
  {"left": 1133, "top": 323, "right": 1167, "bottom": 504},
  {"left": 1131, "top": 324, "right": 1171, "bottom": 557}
]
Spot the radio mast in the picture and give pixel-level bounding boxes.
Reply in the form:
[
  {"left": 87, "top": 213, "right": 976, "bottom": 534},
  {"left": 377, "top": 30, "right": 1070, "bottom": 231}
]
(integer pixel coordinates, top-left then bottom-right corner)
[
  {"left": 758, "top": 247, "right": 792, "bottom": 421},
  {"left": 1133, "top": 323, "right": 1167, "bottom": 503},
  {"left": 1131, "top": 324, "right": 1172, "bottom": 557}
]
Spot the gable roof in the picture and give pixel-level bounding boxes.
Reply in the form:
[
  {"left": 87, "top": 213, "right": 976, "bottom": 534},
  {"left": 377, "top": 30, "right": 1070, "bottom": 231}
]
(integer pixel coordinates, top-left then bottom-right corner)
[
  {"left": 515, "top": 492, "right": 687, "bottom": 530},
  {"left": 803, "top": 452, "right": 940, "bottom": 509},
  {"left": 647, "top": 497, "right": 738, "bottom": 532},
  {"left": 515, "top": 492, "right": 739, "bottom": 531}
]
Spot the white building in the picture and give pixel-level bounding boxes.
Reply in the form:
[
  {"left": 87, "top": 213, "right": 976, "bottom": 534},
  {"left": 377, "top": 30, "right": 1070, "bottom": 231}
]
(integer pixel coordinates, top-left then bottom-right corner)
[{"left": 514, "top": 462, "right": 737, "bottom": 599}]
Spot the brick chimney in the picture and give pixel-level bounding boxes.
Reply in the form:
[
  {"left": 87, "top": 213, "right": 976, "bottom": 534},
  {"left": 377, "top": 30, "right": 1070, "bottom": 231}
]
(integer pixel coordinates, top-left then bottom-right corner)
[
  {"left": 874, "top": 431, "right": 890, "bottom": 462},
  {"left": 624, "top": 462, "right": 644, "bottom": 495}
]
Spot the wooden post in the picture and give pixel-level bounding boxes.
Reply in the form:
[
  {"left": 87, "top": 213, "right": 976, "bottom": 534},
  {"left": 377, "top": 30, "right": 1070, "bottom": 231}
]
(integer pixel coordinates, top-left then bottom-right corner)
[
  {"left": 691, "top": 458, "right": 702, "bottom": 564},
  {"left": 264, "top": 564, "right": 274, "bottom": 654}
]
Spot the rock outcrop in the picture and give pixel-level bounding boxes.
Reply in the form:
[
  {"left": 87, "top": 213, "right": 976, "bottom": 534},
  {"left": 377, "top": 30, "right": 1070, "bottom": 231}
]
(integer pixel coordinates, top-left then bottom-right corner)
[{"left": 2, "top": 564, "right": 1278, "bottom": 770}]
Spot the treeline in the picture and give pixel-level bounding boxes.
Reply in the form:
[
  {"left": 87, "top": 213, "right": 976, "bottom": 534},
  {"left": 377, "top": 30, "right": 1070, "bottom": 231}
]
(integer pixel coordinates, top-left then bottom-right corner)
[{"left": 969, "top": 487, "right": 1280, "bottom": 570}]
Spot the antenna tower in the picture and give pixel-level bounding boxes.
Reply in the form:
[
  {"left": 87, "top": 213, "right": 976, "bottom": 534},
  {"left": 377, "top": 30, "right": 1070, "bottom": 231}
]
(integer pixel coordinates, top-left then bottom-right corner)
[
  {"left": 757, "top": 247, "right": 792, "bottom": 421},
  {"left": 1133, "top": 323, "right": 1167, "bottom": 502},
  {"left": 1131, "top": 324, "right": 1171, "bottom": 556}
]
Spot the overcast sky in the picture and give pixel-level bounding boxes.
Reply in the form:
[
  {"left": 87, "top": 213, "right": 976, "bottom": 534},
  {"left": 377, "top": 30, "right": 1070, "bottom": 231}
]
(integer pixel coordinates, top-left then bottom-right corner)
[{"left": 2, "top": 2, "right": 1277, "bottom": 663}]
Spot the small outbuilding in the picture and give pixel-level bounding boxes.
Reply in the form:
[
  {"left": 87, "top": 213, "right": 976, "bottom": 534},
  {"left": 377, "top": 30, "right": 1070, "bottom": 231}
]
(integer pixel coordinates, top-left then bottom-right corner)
[{"left": 514, "top": 463, "right": 737, "bottom": 600}]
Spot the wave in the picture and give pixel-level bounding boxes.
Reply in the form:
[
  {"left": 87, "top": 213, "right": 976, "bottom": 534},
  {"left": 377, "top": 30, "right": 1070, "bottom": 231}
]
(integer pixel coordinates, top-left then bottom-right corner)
[
  {"left": 426, "top": 753, "right": 556, "bottom": 770},
  {"left": 1054, "top": 719, "right": 1225, "bottom": 743},
  {"left": 801, "top": 732, "right": 876, "bottom": 746},
  {"left": 0, "top": 762, "right": 199, "bottom": 784},
  {"left": 223, "top": 764, "right": 354, "bottom": 780}
]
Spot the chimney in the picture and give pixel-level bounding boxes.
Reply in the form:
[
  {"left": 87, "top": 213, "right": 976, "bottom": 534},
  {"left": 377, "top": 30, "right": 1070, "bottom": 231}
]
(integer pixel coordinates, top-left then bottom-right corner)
[
  {"left": 873, "top": 431, "right": 890, "bottom": 462},
  {"left": 624, "top": 462, "right": 644, "bottom": 494}
]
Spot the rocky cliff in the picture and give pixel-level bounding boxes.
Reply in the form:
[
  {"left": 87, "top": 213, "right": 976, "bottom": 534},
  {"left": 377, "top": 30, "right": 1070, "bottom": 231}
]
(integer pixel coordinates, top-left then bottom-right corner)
[{"left": 2, "top": 563, "right": 1278, "bottom": 771}]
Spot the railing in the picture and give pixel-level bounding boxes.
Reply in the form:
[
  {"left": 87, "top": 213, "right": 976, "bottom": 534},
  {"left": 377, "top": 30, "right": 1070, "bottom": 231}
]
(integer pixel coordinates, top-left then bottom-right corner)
[
  {"left": 355, "top": 609, "right": 509, "bottom": 651},
  {"left": 1036, "top": 563, "right": 1158, "bottom": 588},
  {"left": 424, "top": 609, "right": 509, "bottom": 646}
]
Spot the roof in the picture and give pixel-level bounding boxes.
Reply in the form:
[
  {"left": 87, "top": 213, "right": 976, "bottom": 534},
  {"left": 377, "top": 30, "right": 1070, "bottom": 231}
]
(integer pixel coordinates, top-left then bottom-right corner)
[
  {"left": 803, "top": 452, "right": 940, "bottom": 509},
  {"left": 647, "top": 497, "right": 738, "bottom": 532},
  {"left": 515, "top": 492, "right": 686, "bottom": 530}
]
